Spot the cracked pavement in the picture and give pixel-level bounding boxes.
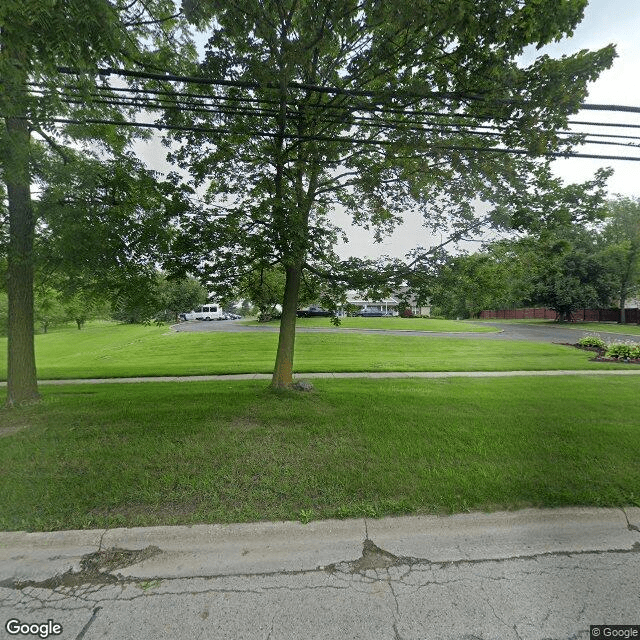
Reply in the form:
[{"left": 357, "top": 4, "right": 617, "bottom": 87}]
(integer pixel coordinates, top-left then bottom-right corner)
[{"left": 0, "top": 507, "right": 639, "bottom": 640}]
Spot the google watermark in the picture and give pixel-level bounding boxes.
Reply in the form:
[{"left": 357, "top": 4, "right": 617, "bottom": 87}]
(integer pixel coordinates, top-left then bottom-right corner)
[
  {"left": 591, "top": 626, "right": 640, "bottom": 639},
  {"left": 5, "top": 619, "right": 63, "bottom": 639}
]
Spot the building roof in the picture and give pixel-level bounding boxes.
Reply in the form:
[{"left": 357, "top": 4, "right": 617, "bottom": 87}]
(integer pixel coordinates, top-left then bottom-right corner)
[{"left": 345, "top": 294, "right": 399, "bottom": 305}]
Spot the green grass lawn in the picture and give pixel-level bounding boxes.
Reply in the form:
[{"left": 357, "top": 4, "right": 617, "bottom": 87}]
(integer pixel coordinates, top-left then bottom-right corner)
[
  {"left": 248, "top": 316, "right": 497, "bottom": 332},
  {"left": 1, "top": 376, "right": 638, "bottom": 531},
  {"left": 0, "top": 321, "right": 633, "bottom": 380}
]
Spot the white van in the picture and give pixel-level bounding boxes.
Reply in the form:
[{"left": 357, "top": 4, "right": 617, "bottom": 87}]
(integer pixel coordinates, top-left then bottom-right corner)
[{"left": 180, "top": 303, "right": 223, "bottom": 321}]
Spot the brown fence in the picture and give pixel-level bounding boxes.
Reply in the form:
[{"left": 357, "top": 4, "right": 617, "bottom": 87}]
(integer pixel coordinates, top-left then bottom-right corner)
[{"left": 479, "top": 307, "right": 640, "bottom": 323}]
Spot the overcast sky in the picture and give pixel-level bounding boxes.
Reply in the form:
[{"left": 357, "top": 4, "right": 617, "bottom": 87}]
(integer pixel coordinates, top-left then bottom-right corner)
[
  {"left": 137, "top": 0, "right": 640, "bottom": 259},
  {"left": 534, "top": 0, "right": 640, "bottom": 195},
  {"left": 340, "top": 0, "right": 640, "bottom": 259}
]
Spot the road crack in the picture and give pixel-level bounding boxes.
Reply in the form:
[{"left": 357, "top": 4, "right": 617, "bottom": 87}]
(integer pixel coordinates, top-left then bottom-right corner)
[{"left": 75, "top": 606, "right": 102, "bottom": 640}]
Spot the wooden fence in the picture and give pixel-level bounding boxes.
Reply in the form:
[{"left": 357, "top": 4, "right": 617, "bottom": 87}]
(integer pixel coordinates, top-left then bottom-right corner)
[{"left": 479, "top": 307, "right": 640, "bottom": 323}]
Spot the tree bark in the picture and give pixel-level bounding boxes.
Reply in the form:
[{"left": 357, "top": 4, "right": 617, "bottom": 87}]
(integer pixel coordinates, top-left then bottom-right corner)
[
  {"left": 271, "top": 263, "right": 302, "bottom": 388},
  {"left": 5, "top": 115, "right": 40, "bottom": 406}
]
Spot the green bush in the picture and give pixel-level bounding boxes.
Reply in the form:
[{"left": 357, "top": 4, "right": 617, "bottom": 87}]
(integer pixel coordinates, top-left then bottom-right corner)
[
  {"left": 605, "top": 341, "right": 640, "bottom": 360},
  {"left": 577, "top": 334, "right": 640, "bottom": 359},
  {"left": 577, "top": 334, "right": 606, "bottom": 349}
]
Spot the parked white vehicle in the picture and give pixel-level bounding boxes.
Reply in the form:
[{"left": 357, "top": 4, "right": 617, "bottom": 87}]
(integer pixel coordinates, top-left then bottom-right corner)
[{"left": 180, "top": 303, "right": 223, "bottom": 321}]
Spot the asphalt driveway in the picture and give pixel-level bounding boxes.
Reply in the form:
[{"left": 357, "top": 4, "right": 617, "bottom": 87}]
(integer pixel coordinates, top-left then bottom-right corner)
[{"left": 173, "top": 319, "right": 640, "bottom": 344}]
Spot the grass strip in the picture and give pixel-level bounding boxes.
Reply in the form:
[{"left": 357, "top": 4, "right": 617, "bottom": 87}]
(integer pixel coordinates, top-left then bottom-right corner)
[
  {"left": 0, "top": 322, "right": 633, "bottom": 380},
  {"left": 1, "top": 376, "right": 638, "bottom": 531}
]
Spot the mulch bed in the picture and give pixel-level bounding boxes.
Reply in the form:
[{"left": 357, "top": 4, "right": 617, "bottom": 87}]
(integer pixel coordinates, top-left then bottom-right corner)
[{"left": 561, "top": 342, "right": 640, "bottom": 365}]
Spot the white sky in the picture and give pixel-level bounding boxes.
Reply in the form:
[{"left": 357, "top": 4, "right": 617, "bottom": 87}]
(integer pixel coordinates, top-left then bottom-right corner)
[
  {"left": 135, "top": 0, "right": 640, "bottom": 259},
  {"left": 339, "top": 0, "right": 640, "bottom": 259},
  {"left": 533, "top": 0, "right": 640, "bottom": 196}
]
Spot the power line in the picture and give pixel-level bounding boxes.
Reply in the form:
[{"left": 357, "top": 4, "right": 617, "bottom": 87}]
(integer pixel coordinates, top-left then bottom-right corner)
[
  {"left": 26, "top": 84, "right": 640, "bottom": 145},
  {"left": 569, "top": 119, "right": 640, "bottom": 131},
  {"left": 30, "top": 80, "right": 640, "bottom": 152},
  {"left": 579, "top": 103, "right": 640, "bottom": 114},
  {"left": 20, "top": 69, "right": 640, "bottom": 162},
  {"left": 57, "top": 65, "right": 640, "bottom": 115},
  {"left": 24, "top": 88, "right": 640, "bottom": 155},
  {"left": 50, "top": 116, "right": 640, "bottom": 161},
  {"left": 57, "top": 66, "right": 484, "bottom": 103}
]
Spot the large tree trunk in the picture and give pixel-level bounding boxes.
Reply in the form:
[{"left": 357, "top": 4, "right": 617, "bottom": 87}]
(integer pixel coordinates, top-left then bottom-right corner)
[
  {"left": 271, "top": 263, "right": 302, "bottom": 389},
  {"left": 5, "top": 115, "right": 40, "bottom": 406}
]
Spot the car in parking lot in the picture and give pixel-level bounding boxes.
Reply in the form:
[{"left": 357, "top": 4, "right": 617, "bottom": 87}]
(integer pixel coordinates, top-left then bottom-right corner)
[
  {"left": 358, "top": 310, "right": 391, "bottom": 317},
  {"left": 180, "top": 304, "right": 223, "bottom": 321},
  {"left": 297, "top": 306, "right": 332, "bottom": 318}
]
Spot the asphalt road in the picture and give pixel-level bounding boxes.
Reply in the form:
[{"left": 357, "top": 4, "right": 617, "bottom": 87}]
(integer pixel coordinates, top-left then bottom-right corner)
[
  {"left": 173, "top": 318, "right": 640, "bottom": 344},
  {"left": 1, "top": 508, "right": 639, "bottom": 640}
]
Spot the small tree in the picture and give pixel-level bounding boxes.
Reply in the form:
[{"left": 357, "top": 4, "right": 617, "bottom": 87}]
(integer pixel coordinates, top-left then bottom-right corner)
[
  {"left": 34, "top": 286, "right": 66, "bottom": 333},
  {"left": 240, "top": 268, "right": 287, "bottom": 323},
  {"left": 157, "top": 275, "right": 208, "bottom": 323},
  {"left": 62, "top": 290, "right": 109, "bottom": 329}
]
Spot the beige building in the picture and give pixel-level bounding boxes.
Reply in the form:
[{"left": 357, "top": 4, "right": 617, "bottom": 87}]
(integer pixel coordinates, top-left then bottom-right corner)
[{"left": 339, "top": 291, "right": 431, "bottom": 317}]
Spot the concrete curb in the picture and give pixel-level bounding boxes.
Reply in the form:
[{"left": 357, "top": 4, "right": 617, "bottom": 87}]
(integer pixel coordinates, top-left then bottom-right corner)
[
  {"left": 1, "top": 507, "right": 638, "bottom": 582},
  {"left": 239, "top": 323, "right": 499, "bottom": 335}
]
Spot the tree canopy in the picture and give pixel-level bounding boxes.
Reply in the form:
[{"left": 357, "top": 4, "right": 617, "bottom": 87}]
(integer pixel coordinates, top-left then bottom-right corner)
[
  {"left": 163, "top": 0, "right": 615, "bottom": 387},
  {"left": 1, "top": 0, "right": 623, "bottom": 398},
  {"left": 0, "top": 0, "right": 191, "bottom": 405},
  {"left": 423, "top": 213, "right": 636, "bottom": 323}
]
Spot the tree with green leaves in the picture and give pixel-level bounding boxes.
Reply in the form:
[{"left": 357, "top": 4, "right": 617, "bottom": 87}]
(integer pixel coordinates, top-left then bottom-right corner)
[
  {"left": 156, "top": 275, "right": 208, "bottom": 323},
  {"left": 601, "top": 197, "right": 640, "bottom": 324},
  {"left": 60, "top": 290, "right": 110, "bottom": 330},
  {"left": 528, "top": 226, "right": 615, "bottom": 321},
  {"left": 168, "top": 0, "right": 614, "bottom": 388},
  {"left": 427, "top": 245, "right": 533, "bottom": 319},
  {"left": 237, "top": 267, "right": 287, "bottom": 323},
  {"left": 0, "top": 0, "right": 190, "bottom": 405},
  {"left": 33, "top": 285, "right": 66, "bottom": 334},
  {"left": 34, "top": 144, "right": 203, "bottom": 327},
  {"left": 35, "top": 147, "right": 179, "bottom": 301}
]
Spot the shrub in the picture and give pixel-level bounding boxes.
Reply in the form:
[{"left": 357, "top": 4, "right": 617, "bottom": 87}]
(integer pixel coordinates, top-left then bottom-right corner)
[
  {"left": 605, "top": 341, "right": 640, "bottom": 360},
  {"left": 577, "top": 334, "right": 640, "bottom": 360},
  {"left": 577, "top": 334, "right": 606, "bottom": 349}
]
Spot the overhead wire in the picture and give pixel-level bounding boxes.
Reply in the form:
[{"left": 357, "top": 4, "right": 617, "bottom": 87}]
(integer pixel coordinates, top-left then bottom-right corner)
[
  {"left": 24, "top": 94, "right": 640, "bottom": 157},
  {"left": 17, "top": 67, "right": 640, "bottom": 162},
  {"left": 27, "top": 80, "right": 640, "bottom": 136},
  {"left": 26, "top": 85, "right": 640, "bottom": 137},
  {"left": 47, "top": 116, "right": 640, "bottom": 162}
]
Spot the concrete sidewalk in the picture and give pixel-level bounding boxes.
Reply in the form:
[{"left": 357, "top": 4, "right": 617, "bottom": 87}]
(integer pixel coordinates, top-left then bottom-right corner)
[
  {"left": 1, "top": 508, "right": 639, "bottom": 639},
  {"left": 1, "top": 368, "right": 640, "bottom": 387}
]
